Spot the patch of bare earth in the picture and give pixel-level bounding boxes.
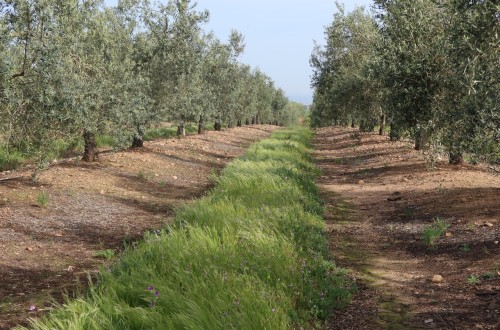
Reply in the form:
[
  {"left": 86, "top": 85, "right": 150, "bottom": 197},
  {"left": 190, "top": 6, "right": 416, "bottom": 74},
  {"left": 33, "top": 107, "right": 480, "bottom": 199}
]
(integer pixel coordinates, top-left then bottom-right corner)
[
  {"left": 0, "top": 125, "right": 278, "bottom": 329},
  {"left": 314, "top": 127, "right": 499, "bottom": 330}
]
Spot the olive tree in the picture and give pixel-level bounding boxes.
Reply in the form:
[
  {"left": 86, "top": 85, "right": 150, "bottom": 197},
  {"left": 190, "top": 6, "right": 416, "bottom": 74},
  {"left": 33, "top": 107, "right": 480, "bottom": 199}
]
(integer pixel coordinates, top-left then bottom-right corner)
[
  {"left": 437, "top": 0, "right": 499, "bottom": 163},
  {"left": 310, "top": 3, "right": 382, "bottom": 130},
  {"left": 146, "top": 0, "right": 209, "bottom": 136},
  {"left": 378, "top": 0, "right": 447, "bottom": 150}
]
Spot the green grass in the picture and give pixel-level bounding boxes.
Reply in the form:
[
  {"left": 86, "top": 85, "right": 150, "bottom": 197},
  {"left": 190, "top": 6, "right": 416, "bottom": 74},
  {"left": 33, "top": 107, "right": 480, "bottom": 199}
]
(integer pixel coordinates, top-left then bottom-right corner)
[
  {"left": 22, "top": 126, "right": 352, "bottom": 329},
  {"left": 94, "top": 249, "right": 116, "bottom": 260},
  {"left": 422, "top": 217, "right": 449, "bottom": 246},
  {"left": 467, "top": 274, "right": 479, "bottom": 284},
  {"left": 0, "top": 147, "right": 25, "bottom": 171},
  {"left": 144, "top": 124, "right": 200, "bottom": 141},
  {"left": 0, "top": 136, "right": 81, "bottom": 171},
  {"left": 96, "top": 135, "right": 117, "bottom": 148},
  {"left": 36, "top": 191, "right": 49, "bottom": 208}
]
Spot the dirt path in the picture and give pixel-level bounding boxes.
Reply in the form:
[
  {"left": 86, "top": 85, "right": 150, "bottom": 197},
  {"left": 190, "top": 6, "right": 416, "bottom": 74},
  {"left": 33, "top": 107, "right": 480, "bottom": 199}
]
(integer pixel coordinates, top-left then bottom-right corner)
[
  {"left": 313, "top": 127, "right": 499, "bottom": 330},
  {"left": 0, "top": 125, "right": 278, "bottom": 329}
]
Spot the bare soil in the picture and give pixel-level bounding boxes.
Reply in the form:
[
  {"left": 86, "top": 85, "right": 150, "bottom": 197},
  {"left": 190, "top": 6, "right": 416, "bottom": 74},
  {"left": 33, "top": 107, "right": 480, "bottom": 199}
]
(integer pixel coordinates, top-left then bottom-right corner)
[
  {"left": 0, "top": 125, "right": 278, "bottom": 329},
  {"left": 314, "top": 127, "right": 499, "bottom": 330}
]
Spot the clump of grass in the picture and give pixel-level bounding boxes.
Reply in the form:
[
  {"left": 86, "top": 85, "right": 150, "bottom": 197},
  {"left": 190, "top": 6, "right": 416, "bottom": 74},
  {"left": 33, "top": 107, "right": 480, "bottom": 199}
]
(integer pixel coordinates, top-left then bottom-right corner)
[
  {"left": 144, "top": 124, "right": 199, "bottom": 141},
  {"left": 137, "top": 170, "right": 147, "bottom": 180},
  {"left": 460, "top": 243, "right": 471, "bottom": 252},
  {"left": 25, "top": 126, "right": 352, "bottom": 329},
  {"left": 423, "top": 217, "right": 449, "bottom": 246},
  {"left": 37, "top": 191, "right": 49, "bottom": 208},
  {"left": 96, "top": 135, "right": 117, "bottom": 148},
  {"left": 144, "top": 127, "right": 178, "bottom": 140},
  {"left": 0, "top": 148, "right": 25, "bottom": 171},
  {"left": 467, "top": 274, "right": 479, "bottom": 284},
  {"left": 480, "top": 272, "right": 496, "bottom": 280},
  {"left": 94, "top": 249, "right": 115, "bottom": 260},
  {"left": 137, "top": 170, "right": 154, "bottom": 181}
]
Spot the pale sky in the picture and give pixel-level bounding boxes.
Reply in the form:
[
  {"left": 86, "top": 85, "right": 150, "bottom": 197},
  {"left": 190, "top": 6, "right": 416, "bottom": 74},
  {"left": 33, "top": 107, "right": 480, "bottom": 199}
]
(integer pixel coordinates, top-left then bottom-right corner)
[{"left": 105, "top": 0, "right": 375, "bottom": 105}]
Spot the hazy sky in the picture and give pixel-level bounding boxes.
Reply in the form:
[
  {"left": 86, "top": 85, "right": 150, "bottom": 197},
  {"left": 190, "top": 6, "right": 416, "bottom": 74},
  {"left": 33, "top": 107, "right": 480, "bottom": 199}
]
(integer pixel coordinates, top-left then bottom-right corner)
[
  {"left": 105, "top": 0, "right": 375, "bottom": 105},
  {"left": 196, "top": 0, "right": 374, "bottom": 105}
]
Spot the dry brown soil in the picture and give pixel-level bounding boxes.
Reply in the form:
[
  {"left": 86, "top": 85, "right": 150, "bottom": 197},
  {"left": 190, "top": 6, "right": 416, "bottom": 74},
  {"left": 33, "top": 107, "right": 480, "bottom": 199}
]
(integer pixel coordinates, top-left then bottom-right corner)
[
  {"left": 0, "top": 125, "right": 278, "bottom": 329},
  {"left": 314, "top": 127, "right": 499, "bottom": 330}
]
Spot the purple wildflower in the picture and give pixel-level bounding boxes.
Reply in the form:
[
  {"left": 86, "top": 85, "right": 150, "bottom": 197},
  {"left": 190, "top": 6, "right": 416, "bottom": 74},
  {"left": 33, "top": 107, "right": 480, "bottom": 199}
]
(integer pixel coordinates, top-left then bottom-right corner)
[{"left": 147, "top": 286, "right": 154, "bottom": 291}]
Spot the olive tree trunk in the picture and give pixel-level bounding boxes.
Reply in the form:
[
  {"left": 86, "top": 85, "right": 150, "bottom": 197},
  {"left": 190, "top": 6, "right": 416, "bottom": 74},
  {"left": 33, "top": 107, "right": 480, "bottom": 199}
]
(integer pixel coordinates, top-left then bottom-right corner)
[
  {"left": 414, "top": 128, "right": 427, "bottom": 151},
  {"left": 214, "top": 118, "right": 222, "bottom": 131},
  {"left": 449, "top": 151, "right": 464, "bottom": 165},
  {"left": 198, "top": 115, "right": 205, "bottom": 134},
  {"left": 82, "top": 130, "right": 98, "bottom": 162},
  {"left": 177, "top": 121, "right": 186, "bottom": 137},
  {"left": 379, "top": 113, "right": 386, "bottom": 136},
  {"left": 389, "top": 122, "right": 401, "bottom": 141},
  {"left": 131, "top": 137, "right": 144, "bottom": 148},
  {"left": 131, "top": 125, "right": 145, "bottom": 148}
]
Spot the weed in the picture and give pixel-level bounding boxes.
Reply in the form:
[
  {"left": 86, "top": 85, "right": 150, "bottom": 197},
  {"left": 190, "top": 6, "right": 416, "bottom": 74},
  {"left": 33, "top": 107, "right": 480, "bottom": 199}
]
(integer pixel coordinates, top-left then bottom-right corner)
[
  {"left": 137, "top": 170, "right": 152, "bottom": 181},
  {"left": 436, "top": 183, "right": 447, "bottom": 194},
  {"left": 144, "top": 124, "right": 199, "bottom": 141},
  {"left": 422, "top": 217, "right": 449, "bottom": 246},
  {"left": 480, "top": 272, "right": 496, "bottom": 280},
  {"left": 403, "top": 207, "right": 416, "bottom": 218},
  {"left": 122, "top": 235, "right": 133, "bottom": 247},
  {"left": 158, "top": 180, "right": 167, "bottom": 188},
  {"left": 94, "top": 249, "right": 115, "bottom": 259},
  {"left": 144, "top": 286, "right": 160, "bottom": 308},
  {"left": 464, "top": 154, "right": 480, "bottom": 165},
  {"left": 0, "top": 148, "right": 25, "bottom": 171},
  {"left": 460, "top": 243, "right": 471, "bottom": 252},
  {"left": 96, "top": 135, "right": 116, "bottom": 148},
  {"left": 466, "top": 221, "right": 476, "bottom": 231},
  {"left": 467, "top": 274, "right": 480, "bottom": 284},
  {"left": 37, "top": 191, "right": 49, "bottom": 207}
]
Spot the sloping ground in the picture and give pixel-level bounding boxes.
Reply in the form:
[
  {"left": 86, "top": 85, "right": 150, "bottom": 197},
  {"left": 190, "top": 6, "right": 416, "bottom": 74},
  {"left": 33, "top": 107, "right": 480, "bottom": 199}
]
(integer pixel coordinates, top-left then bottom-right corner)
[
  {"left": 0, "top": 125, "right": 278, "bottom": 330},
  {"left": 314, "top": 127, "right": 499, "bottom": 330}
]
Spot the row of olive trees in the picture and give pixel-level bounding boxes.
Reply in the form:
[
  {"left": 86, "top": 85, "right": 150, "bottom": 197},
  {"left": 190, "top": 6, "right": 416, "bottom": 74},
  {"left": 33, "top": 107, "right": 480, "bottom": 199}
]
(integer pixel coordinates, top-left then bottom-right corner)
[
  {"left": 310, "top": 0, "right": 499, "bottom": 164},
  {"left": 0, "top": 0, "right": 295, "bottom": 167}
]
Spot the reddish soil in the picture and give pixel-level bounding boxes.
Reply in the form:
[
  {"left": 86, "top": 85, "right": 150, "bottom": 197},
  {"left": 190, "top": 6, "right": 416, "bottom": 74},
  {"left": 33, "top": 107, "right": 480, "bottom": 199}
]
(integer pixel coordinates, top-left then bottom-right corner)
[
  {"left": 0, "top": 125, "right": 278, "bottom": 329},
  {"left": 314, "top": 127, "right": 499, "bottom": 330}
]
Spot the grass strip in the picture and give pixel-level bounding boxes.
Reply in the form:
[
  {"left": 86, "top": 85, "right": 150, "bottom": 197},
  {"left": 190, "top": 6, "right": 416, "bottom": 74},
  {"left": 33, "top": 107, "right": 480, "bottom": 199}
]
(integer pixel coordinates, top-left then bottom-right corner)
[{"left": 22, "top": 126, "right": 352, "bottom": 330}]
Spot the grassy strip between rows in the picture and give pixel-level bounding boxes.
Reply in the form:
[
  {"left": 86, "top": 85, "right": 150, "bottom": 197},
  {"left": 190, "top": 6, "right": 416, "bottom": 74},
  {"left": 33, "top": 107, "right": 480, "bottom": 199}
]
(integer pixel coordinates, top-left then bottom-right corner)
[{"left": 20, "top": 126, "right": 353, "bottom": 330}]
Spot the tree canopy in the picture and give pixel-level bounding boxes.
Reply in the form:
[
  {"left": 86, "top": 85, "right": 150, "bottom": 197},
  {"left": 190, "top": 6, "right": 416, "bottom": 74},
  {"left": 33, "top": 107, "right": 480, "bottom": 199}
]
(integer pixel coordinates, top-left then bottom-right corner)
[
  {"left": 311, "top": 0, "right": 499, "bottom": 164},
  {"left": 0, "top": 0, "right": 300, "bottom": 169}
]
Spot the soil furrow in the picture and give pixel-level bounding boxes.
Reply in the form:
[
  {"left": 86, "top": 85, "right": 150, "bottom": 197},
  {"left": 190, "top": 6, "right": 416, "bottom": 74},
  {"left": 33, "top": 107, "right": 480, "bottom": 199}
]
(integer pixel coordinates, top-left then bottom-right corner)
[{"left": 314, "top": 127, "right": 500, "bottom": 330}]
